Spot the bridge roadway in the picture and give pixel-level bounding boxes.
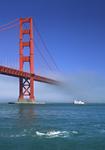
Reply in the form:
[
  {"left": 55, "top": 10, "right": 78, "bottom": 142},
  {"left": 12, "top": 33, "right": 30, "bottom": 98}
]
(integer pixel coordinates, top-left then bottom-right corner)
[{"left": 0, "top": 65, "right": 57, "bottom": 84}]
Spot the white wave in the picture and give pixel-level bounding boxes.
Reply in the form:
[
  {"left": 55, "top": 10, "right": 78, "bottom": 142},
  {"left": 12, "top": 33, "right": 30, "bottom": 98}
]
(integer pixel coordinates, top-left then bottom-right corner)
[
  {"left": 46, "top": 131, "right": 61, "bottom": 138},
  {"left": 36, "top": 131, "right": 67, "bottom": 138},
  {"left": 2, "top": 130, "right": 79, "bottom": 139},
  {"left": 36, "top": 131, "right": 45, "bottom": 136},
  {"left": 36, "top": 130, "right": 78, "bottom": 138},
  {"left": 10, "top": 134, "right": 26, "bottom": 138},
  {"left": 71, "top": 130, "right": 78, "bottom": 134}
]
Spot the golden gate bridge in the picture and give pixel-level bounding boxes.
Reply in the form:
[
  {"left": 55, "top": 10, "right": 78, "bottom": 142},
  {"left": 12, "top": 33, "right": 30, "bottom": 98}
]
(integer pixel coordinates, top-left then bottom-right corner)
[{"left": 0, "top": 17, "right": 59, "bottom": 103}]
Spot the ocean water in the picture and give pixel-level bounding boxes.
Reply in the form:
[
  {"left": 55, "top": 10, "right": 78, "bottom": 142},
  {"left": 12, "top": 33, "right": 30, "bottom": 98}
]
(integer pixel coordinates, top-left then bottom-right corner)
[{"left": 0, "top": 103, "right": 105, "bottom": 150}]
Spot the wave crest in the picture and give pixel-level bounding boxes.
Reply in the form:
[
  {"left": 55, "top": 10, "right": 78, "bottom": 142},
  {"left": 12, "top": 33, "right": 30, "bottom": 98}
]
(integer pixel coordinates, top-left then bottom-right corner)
[{"left": 36, "top": 130, "right": 78, "bottom": 138}]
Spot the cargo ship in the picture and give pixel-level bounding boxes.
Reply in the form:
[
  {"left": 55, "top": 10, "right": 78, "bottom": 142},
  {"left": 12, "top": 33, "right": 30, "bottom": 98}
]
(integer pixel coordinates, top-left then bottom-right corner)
[{"left": 73, "top": 100, "right": 85, "bottom": 105}]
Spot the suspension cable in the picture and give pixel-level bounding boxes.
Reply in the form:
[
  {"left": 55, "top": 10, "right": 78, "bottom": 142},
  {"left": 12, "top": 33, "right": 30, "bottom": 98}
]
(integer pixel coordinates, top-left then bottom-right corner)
[
  {"left": 33, "top": 20, "right": 60, "bottom": 72},
  {"left": 0, "top": 18, "right": 19, "bottom": 29},
  {"left": 35, "top": 41, "right": 54, "bottom": 72},
  {"left": 0, "top": 23, "right": 19, "bottom": 32},
  {"left": 33, "top": 21, "right": 54, "bottom": 72}
]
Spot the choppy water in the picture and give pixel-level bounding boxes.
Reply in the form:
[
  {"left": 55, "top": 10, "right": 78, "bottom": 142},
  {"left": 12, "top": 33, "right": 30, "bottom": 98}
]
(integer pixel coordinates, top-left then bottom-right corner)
[{"left": 0, "top": 103, "right": 105, "bottom": 150}]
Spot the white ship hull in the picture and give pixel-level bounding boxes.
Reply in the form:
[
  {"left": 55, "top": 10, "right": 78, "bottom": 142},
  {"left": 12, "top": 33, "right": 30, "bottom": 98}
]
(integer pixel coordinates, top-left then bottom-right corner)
[{"left": 73, "top": 100, "right": 85, "bottom": 105}]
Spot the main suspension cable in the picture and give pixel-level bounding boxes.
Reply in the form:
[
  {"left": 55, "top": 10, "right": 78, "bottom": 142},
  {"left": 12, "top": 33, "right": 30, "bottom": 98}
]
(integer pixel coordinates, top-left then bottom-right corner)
[
  {"left": 33, "top": 20, "right": 60, "bottom": 72},
  {"left": 0, "top": 18, "right": 19, "bottom": 29},
  {"left": 0, "top": 23, "right": 19, "bottom": 32},
  {"left": 35, "top": 41, "right": 54, "bottom": 72}
]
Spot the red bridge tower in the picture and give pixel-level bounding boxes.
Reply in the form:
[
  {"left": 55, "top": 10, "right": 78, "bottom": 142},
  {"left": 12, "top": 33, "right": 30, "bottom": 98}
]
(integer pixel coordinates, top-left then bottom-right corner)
[{"left": 18, "top": 18, "right": 35, "bottom": 102}]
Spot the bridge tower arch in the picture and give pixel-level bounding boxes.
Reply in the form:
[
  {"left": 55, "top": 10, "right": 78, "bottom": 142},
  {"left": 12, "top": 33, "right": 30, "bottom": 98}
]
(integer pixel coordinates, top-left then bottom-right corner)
[{"left": 18, "top": 18, "right": 35, "bottom": 102}]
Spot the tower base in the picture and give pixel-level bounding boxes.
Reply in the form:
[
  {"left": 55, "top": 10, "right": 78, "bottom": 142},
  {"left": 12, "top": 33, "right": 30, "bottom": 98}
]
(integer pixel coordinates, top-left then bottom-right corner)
[
  {"left": 17, "top": 100, "right": 35, "bottom": 104},
  {"left": 16, "top": 100, "right": 45, "bottom": 104},
  {"left": 18, "top": 98, "right": 35, "bottom": 104}
]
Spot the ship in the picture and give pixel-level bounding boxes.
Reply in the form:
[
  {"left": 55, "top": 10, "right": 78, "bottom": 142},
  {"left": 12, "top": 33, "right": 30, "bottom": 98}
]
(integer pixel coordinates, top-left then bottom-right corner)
[{"left": 73, "top": 100, "right": 85, "bottom": 105}]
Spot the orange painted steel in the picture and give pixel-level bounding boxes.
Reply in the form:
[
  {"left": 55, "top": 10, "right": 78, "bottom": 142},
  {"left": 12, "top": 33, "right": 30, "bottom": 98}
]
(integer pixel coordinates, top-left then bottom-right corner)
[
  {"left": 0, "top": 65, "right": 57, "bottom": 84},
  {"left": 19, "top": 18, "right": 35, "bottom": 102},
  {"left": 0, "top": 17, "right": 58, "bottom": 102}
]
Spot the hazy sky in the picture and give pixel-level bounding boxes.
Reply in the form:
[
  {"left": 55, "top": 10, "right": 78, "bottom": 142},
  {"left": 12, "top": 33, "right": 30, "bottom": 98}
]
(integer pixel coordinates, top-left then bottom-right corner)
[{"left": 0, "top": 0, "right": 105, "bottom": 102}]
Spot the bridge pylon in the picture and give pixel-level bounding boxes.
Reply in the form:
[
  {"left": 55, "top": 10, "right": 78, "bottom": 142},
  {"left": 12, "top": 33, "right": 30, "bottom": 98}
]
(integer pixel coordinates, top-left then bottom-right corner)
[{"left": 18, "top": 18, "right": 35, "bottom": 102}]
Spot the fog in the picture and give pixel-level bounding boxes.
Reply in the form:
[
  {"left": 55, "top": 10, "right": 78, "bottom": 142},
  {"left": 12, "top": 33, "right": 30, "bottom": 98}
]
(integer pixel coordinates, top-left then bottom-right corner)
[{"left": 0, "top": 72, "right": 105, "bottom": 103}]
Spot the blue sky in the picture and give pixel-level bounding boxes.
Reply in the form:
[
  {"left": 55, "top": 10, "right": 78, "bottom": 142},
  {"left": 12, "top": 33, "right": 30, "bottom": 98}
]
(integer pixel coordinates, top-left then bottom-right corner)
[{"left": 0, "top": 0, "right": 105, "bottom": 102}]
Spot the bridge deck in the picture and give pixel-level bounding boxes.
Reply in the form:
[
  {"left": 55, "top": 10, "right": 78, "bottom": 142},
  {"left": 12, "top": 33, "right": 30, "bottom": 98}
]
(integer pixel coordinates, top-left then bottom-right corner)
[{"left": 0, "top": 65, "right": 57, "bottom": 84}]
